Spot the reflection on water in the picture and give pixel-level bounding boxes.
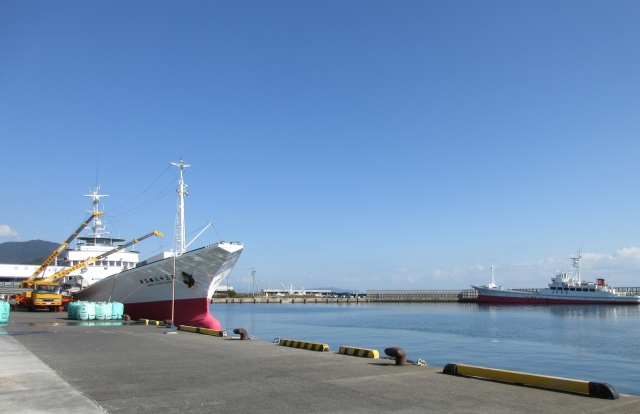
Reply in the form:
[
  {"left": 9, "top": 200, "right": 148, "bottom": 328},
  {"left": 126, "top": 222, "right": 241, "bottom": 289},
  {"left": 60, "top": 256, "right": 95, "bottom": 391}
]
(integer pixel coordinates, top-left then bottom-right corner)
[{"left": 210, "top": 302, "right": 640, "bottom": 395}]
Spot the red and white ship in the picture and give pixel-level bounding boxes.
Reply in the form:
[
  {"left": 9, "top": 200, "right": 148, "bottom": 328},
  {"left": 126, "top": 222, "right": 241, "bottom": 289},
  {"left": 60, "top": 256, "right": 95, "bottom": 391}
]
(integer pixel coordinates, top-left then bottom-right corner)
[
  {"left": 472, "top": 254, "right": 640, "bottom": 305},
  {"left": 75, "top": 158, "right": 243, "bottom": 329}
]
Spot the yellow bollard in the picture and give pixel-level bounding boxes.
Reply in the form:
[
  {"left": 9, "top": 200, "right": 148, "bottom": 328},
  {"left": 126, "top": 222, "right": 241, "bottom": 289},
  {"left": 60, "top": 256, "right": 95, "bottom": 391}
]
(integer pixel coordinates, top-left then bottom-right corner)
[{"left": 443, "top": 363, "right": 618, "bottom": 399}]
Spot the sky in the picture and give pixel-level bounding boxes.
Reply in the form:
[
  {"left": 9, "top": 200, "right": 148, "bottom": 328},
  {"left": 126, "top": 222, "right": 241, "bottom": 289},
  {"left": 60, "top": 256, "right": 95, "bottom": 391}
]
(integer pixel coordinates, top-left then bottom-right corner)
[{"left": 1, "top": 1, "right": 640, "bottom": 292}]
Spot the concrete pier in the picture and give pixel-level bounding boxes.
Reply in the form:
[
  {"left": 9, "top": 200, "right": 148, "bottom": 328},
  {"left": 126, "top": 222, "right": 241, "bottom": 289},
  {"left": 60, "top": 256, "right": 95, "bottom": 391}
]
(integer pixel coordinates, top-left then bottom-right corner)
[{"left": 2, "top": 310, "right": 639, "bottom": 413}]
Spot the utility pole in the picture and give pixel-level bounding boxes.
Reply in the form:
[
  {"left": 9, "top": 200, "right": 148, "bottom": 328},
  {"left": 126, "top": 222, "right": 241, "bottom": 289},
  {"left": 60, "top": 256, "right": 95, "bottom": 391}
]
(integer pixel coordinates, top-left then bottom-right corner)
[{"left": 251, "top": 267, "right": 256, "bottom": 298}]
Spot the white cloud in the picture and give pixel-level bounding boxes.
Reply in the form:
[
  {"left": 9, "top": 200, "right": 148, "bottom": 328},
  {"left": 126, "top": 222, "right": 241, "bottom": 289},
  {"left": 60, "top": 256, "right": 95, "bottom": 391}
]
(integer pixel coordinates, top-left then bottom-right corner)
[
  {"left": 613, "top": 247, "right": 640, "bottom": 260},
  {"left": 339, "top": 276, "right": 363, "bottom": 286},
  {"left": 432, "top": 269, "right": 445, "bottom": 280},
  {"left": 430, "top": 268, "right": 466, "bottom": 285},
  {"left": 391, "top": 267, "right": 425, "bottom": 284},
  {"left": 0, "top": 224, "right": 18, "bottom": 238}
]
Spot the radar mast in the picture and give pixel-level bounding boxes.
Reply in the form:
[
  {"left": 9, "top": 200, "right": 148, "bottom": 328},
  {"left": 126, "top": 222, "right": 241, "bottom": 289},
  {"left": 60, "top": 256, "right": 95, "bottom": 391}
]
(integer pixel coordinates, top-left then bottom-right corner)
[
  {"left": 85, "top": 186, "right": 109, "bottom": 240},
  {"left": 571, "top": 250, "right": 582, "bottom": 283}
]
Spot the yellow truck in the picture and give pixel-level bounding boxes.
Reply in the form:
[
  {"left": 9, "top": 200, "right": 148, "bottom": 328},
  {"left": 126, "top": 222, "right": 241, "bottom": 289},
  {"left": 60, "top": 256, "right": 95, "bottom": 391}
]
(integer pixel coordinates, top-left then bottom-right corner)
[
  {"left": 29, "top": 283, "right": 63, "bottom": 312},
  {"left": 13, "top": 284, "right": 63, "bottom": 312}
]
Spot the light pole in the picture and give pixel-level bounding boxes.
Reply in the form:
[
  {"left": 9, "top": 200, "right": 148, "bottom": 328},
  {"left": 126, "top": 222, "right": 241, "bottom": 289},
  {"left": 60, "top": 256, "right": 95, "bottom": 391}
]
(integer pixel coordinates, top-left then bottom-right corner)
[{"left": 251, "top": 267, "right": 256, "bottom": 298}]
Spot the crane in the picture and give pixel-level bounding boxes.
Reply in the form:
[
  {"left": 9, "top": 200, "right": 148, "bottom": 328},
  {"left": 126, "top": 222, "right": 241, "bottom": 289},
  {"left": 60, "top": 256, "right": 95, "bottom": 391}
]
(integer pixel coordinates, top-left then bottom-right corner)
[
  {"left": 42, "top": 230, "right": 163, "bottom": 284},
  {"left": 17, "top": 230, "right": 163, "bottom": 311},
  {"left": 280, "top": 282, "right": 294, "bottom": 295},
  {"left": 20, "top": 212, "right": 103, "bottom": 289}
]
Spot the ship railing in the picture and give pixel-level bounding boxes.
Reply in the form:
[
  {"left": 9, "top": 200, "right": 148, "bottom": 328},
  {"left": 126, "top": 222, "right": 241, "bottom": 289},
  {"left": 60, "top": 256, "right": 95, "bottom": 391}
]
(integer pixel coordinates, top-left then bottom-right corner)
[{"left": 614, "top": 287, "right": 640, "bottom": 295}]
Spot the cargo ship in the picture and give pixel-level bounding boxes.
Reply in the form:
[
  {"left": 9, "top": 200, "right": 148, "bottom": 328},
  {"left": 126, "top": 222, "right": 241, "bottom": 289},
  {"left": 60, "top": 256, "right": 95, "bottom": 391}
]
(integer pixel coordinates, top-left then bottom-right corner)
[
  {"left": 75, "top": 158, "right": 243, "bottom": 329},
  {"left": 472, "top": 254, "right": 640, "bottom": 305}
]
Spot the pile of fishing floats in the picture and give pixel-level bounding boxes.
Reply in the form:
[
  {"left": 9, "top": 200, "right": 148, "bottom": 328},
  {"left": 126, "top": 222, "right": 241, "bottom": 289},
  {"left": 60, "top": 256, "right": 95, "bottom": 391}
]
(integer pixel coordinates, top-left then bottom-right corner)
[
  {"left": 0, "top": 301, "right": 9, "bottom": 323},
  {"left": 67, "top": 301, "right": 124, "bottom": 320}
]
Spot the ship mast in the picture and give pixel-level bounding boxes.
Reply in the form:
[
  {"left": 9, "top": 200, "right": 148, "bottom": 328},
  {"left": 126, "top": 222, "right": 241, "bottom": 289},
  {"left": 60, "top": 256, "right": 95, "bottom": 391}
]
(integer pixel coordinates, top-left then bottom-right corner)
[
  {"left": 488, "top": 265, "right": 497, "bottom": 288},
  {"left": 85, "top": 186, "right": 108, "bottom": 240},
  {"left": 571, "top": 250, "right": 582, "bottom": 283},
  {"left": 171, "top": 157, "right": 190, "bottom": 256}
]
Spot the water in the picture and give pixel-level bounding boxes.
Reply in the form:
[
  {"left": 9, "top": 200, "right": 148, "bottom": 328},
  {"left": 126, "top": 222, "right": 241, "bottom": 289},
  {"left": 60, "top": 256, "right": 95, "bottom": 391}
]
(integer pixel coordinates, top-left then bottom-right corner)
[{"left": 210, "top": 302, "right": 640, "bottom": 395}]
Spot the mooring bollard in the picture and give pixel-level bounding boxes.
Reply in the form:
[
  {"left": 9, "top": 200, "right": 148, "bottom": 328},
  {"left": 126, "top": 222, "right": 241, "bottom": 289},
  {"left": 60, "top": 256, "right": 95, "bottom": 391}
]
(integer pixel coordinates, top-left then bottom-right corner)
[
  {"left": 384, "top": 347, "right": 407, "bottom": 366},
  {"left": 233, "top": 328, "right": 248, "bottom": 340}
]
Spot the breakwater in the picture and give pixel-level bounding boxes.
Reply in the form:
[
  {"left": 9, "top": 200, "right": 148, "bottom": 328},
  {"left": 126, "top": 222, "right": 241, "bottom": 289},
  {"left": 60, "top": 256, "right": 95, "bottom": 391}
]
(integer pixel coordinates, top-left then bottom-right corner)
[
  {"left": 212, "top": 289, "right": 488, "bottom": 303},
  {"left": 211, "top": 287, "right": 640, "bottom": 304},
  {"left": 211, "top": 297, "right": 373, "bottom": 304},
  {"left": 367, "top": 289, "right": 479, "bottom": 301}
]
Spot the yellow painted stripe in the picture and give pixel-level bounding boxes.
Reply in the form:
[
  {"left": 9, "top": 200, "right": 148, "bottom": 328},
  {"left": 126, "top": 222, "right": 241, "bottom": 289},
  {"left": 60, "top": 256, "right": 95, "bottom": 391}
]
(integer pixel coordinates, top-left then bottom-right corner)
[
  {"left": 455, "top": 364, "right": 590, "bottom": 394},
  {"left": 278, "top": 338, "right": 329, "bottom": 352},
  {"left": 338, "top": 346, "right": 380, "bottom": 358},
  {"left": 139, "top": 319, "right": 165, "bottom": 326}
]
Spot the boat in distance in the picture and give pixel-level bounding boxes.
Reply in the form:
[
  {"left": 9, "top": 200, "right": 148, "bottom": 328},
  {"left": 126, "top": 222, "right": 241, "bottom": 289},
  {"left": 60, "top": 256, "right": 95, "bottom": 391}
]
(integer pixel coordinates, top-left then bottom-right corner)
[
  {"left": 76, "top": 158, "right": 243, "bottom": 329},
  {"left": 472, "top": 255, "right": 640, "bottom": 305}
]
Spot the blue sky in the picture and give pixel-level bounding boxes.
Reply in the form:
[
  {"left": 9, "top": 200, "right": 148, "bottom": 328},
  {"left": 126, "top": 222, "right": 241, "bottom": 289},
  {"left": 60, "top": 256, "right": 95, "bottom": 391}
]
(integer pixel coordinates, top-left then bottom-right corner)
[{"left": 1, "top": 1, "right": 640, "bottom": 291}]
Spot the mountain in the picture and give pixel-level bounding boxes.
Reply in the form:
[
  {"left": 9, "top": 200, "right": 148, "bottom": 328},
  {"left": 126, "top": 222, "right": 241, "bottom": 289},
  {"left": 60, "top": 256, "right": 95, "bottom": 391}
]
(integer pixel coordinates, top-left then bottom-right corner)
[{"left": 0, "top": 240, "right": 59, "bottom": 265}]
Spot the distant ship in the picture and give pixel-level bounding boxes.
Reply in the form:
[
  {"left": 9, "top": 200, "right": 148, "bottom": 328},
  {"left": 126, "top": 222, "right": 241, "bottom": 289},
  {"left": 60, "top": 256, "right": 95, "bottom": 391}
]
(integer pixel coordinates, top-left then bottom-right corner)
[
  {"left": 75, "top": 158, "right": 243, "bottom": 329},
  {"left": 472, "top": 254, "right": 640, "bottom": 305}
]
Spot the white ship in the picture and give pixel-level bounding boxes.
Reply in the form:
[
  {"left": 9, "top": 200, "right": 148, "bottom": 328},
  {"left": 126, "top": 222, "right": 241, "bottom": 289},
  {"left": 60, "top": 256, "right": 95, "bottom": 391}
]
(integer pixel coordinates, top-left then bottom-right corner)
[
  {"left": 472, "top": 255, "right": 640, "bottom": 305},
  {"left": 75, "top": 158, "right": 243, "bottom": 329}
]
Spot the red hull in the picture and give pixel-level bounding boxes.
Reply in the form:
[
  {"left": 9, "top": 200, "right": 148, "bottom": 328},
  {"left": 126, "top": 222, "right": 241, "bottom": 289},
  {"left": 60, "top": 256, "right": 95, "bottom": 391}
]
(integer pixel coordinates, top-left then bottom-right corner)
[
  {"left": 476, "top": 295, "right": 639, "bottom": 305},
  {"left": 124, "top": 297, "right": 221, "bottom": 330}
]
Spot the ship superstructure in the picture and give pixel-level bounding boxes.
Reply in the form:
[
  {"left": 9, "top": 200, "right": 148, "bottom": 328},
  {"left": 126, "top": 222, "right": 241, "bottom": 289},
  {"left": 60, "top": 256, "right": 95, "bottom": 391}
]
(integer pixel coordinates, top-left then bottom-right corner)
[{"left": 59, "top": 186, "right": 141, "bottom": 289}]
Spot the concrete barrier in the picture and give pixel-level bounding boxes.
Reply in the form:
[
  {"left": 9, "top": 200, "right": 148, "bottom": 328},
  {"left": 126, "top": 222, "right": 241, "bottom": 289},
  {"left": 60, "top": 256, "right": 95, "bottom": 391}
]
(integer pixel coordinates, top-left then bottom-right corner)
[
  {"left": 278, "top": 338, "right": 330, "bottom": 352},
  {"left": 338, "top": 346, "right": 379, "bottom": 358},
  {"left": 442, "top": 363, "right": 619, "bottom": 399},
  {"left": 178, "top": 325, "right": 227, "bottom": 337},
  {"left": 200, "top": 327, "right": 226, "bottom": 337}
]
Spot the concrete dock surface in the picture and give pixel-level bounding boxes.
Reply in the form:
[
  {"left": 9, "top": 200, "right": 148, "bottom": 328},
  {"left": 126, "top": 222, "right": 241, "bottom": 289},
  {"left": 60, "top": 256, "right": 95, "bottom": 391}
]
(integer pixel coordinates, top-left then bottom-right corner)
[{"left": 1, "top": 311, "right": 639, "bottom": 414}]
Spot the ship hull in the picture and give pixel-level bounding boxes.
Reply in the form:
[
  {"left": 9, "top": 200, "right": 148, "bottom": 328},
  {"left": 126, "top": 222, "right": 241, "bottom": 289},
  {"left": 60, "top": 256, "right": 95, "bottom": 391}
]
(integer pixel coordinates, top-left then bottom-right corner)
[
  {"left": 75, "top": 242, "right": 243, "bottom": 329},
  {"left": 474, "top": 286, "right": 640, "bottom": 305},
  {"left": 124, "top": 297, "right": 219, "bottom": 328}
]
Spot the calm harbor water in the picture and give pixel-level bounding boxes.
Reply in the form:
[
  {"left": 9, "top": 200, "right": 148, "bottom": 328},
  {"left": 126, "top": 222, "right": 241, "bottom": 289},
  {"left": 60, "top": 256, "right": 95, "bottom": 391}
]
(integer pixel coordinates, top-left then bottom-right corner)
[{"left": 210, "top": 302, "right": 640, "bottom": 395}]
